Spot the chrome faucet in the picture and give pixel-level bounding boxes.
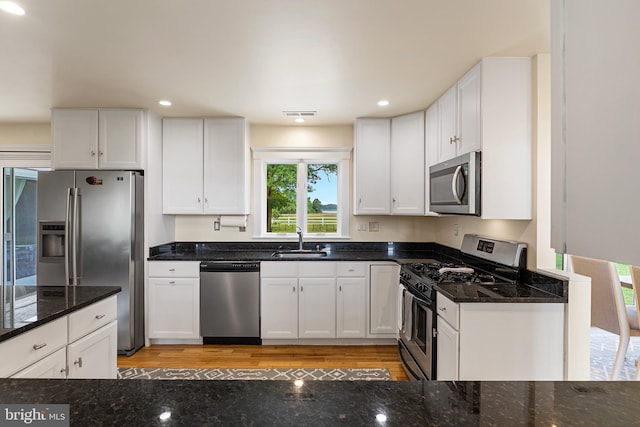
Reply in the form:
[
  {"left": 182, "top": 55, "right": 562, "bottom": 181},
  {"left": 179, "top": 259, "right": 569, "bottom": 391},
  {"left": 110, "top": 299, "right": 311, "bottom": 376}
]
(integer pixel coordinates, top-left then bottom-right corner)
[{"left": 296, "top": 226, "right": 304, "bottom": 250}]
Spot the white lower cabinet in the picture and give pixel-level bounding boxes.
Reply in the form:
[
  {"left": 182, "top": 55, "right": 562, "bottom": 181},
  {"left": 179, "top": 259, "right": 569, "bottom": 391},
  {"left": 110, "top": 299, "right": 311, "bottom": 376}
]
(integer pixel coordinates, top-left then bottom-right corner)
[
  {"left": 261, "top": 261, "right": 398, "bottom": 342},
  {"left": 11, "top": 348, "right": 67, "bottom": 379},
  {"left": 298, "top": 278, "right": 336, "bottom": 338},
  {"left": 261, "top": 262, "right": 337, "bottom": 339},
  {"left": 67, "top": 321, "right": 117, "bottom": 379},
  {"left": 148, "top": 261, "right": 200, "bottom": 340},
  {"left": 4, "top": 295, "right": 118, "bottom": 379},
  {"left": 368, "top": 263, "right": 400, "bottom": 337},
  {"left": 336, "top": 277, "right": 366, "bottom": 338},
  {"left": 436, "top": 316, "right": 459, "bottom": 381},
  {"left": 260, "top": 277, "right": 299, "bottom": 339},
  {"left": 436, "top": 292, "right": 564, "bottom": 380},
  {"left": 336, "top": 262, "right": 367, "bottom": 338}
]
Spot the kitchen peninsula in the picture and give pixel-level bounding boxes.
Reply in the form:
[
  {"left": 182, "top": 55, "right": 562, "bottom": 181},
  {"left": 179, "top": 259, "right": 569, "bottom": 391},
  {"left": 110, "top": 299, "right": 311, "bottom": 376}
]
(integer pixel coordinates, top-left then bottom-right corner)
[
  {"left": 0, "top": 286, "right": 121, "bottom": 378},
  {"left": 0, "top": 378, "right": 638, "bottom": 426}
]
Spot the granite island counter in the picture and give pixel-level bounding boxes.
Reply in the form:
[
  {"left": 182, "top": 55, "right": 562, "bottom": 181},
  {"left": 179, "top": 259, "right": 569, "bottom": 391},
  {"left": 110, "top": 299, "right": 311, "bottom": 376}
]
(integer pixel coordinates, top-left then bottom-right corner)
[
  {"left": 0, "top": 378, "right": 637, "bottom": 426},
  {"left": 0, "top": 286, "right": 121, "bottom": 379}
]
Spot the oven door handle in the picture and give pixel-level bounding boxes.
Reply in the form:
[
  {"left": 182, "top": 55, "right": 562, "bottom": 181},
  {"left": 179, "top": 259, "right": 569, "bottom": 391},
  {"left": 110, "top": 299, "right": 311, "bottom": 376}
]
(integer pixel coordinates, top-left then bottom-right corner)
[{"left": 410, "top": 291, "right": 433, "bottom": 308}]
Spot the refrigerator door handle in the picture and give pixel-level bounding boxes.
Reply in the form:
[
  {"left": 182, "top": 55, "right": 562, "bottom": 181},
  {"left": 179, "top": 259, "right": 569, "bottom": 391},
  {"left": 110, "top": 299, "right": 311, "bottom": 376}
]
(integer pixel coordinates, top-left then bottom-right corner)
[
  {"left": 71, "top": 187, "right": 80, "bottom": 286},
  {"left": 64, "top": 188, "right": 72, "bottom": 285}
]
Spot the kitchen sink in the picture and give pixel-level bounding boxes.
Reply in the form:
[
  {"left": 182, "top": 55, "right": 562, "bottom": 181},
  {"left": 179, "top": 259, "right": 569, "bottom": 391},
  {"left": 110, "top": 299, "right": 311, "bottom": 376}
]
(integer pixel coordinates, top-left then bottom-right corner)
[{"left": 271, "top": 250, "right": 328, "bottom": 258}]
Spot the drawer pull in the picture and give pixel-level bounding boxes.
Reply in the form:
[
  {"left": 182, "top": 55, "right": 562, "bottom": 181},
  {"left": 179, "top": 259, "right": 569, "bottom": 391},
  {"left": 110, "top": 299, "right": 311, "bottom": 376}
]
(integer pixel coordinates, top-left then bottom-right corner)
[
  {"left": 74, "top": 357, "right": 83, "bottom": 368},
  {"left": 95, "top": 314, "right": 106, "bottom": 320},
  {"left": 169, "top": 268, "right": 176, "bottom": 272},
  {"left": 439, "top": 307, "right": 447, "bottom": 312},
  {"left": 169, "top": 281, "right": 176, "bottom": 285},
  {"left": 32, "top": 343, "right": 47, "bottom": 350}
]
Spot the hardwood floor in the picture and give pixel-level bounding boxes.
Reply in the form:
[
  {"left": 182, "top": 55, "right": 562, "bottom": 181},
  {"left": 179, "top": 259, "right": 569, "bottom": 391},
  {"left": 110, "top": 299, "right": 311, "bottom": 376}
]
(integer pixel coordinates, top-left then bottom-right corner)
[{"left": 118, "top": 344, "right": 409, "bottom": 381}]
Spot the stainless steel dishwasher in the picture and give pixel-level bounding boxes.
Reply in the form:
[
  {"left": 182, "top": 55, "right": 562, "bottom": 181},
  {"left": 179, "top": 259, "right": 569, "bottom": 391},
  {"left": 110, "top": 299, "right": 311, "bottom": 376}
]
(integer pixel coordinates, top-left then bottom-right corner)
[{"left": 200, "top": 261, "right": 261, "bottom": 345}]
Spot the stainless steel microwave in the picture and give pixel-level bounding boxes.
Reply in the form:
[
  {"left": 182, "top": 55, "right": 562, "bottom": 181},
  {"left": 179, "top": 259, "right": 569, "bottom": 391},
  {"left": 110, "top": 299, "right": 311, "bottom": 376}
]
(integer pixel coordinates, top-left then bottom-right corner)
[{"left": 429, "top": 151, "right": 481, "bottom": 215}]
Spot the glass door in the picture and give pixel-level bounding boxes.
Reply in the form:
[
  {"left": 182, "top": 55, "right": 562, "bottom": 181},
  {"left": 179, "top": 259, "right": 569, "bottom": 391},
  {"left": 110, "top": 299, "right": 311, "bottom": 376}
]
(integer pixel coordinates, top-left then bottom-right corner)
[
  {"left": 4, "top": 168, "right": 38, "bottom": 285},
  {"left": 3, "top": 168, "right": 39, "bottom": 317}
]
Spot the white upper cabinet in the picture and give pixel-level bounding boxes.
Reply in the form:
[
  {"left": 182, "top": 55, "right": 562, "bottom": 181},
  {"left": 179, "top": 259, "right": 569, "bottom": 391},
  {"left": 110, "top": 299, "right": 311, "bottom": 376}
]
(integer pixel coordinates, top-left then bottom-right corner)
[
  {"left": 436, "top": 65, "right": 481, "bottom": 163},
  {"left": 427, "top": 57, "right": 532, "bottom": 219},
  {"left": 162, "top": 118, "right": 204, "bottom": 214},
  {"left": 391, "top": 111, "right": 425, "bottom": 215},
  {"left": 52, "top": 108, "right": 145, "bottom": 170},
  {"left": 203, "top": 118, "right": 250, "bottom": 215},
  {"left": 353, "top": 118, "right": 391, "bottom": 215},
  {"left": 354, "top": 113, "right": 426, "bottom": 216},
  {"left": 162, "top": 117, "right": 249, "bottom": 215},
  {"left": 437, "top": 86, "right": 458, "bottom": 162}
]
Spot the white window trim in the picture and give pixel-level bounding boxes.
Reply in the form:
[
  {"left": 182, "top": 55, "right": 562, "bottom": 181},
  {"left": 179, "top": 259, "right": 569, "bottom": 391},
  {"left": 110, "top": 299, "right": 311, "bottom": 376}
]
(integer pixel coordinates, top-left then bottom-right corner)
[{"left": 252, "top": 147, "right": 351, "bottom": 239}]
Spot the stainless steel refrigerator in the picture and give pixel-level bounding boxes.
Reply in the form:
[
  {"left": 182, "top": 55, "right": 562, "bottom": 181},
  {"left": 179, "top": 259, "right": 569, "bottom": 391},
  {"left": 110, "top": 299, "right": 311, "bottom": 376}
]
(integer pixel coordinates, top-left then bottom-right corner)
[{"left": 36, "top": 170, "right": 144, "bottom": 355}]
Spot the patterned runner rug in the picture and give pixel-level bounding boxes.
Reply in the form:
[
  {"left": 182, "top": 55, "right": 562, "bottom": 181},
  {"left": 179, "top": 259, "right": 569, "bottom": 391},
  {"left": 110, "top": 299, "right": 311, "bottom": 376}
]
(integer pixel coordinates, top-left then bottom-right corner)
[{"left": 118, "top": 367, "right": 391, "bottom": 381}]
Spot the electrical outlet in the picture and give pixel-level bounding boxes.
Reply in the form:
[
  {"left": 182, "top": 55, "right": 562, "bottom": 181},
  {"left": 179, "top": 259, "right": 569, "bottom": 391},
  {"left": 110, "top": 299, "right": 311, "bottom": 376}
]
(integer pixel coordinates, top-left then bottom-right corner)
[
  {"left": 453, "top": 224, "right": 459, "bottom": 236},
  {"left": 357, "top": 222, "right": 367, "bottom": 232},
  {"left": 369, "top": 222, "right": 379, "bottom": 232}
]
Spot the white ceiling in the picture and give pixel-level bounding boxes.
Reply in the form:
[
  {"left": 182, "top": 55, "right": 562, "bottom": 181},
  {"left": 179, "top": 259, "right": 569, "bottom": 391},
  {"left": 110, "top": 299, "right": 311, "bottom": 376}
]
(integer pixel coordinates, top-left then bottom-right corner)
[{"left": 0, "top": 0, "right": 549, "bottom": 126}]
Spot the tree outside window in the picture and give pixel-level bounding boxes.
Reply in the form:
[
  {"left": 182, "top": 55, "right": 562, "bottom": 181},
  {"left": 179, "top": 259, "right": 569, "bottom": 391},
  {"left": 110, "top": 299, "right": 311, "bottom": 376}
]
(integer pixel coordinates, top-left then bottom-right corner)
[{"left": 266, "top": 163, "right": 338, "bottom": 234}]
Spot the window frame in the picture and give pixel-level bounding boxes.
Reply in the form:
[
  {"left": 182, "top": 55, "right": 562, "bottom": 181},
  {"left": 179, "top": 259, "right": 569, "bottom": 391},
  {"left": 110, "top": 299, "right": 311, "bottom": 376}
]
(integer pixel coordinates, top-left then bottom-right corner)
[{"left": 252, "top": 148, "right": 351, "bottom": 239}]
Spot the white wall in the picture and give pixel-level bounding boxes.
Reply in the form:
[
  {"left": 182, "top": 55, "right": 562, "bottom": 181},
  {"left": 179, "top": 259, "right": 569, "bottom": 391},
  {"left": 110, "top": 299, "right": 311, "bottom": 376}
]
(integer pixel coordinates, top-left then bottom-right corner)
[{"left": 0, "top": 123, "right": 50, "bottom": 147}]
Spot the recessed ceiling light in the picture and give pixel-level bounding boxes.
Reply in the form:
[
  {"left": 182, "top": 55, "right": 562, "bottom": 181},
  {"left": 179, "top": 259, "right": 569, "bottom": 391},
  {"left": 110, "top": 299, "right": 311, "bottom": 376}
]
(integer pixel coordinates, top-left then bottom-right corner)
[
  {"left": 158, "top": 100, "right": 172, "bottom": 106},
  {"left": 377, "top": 100, "right": 390, "bottom": 107},
  {"left": 294, "top": 117, "right": 305, "bottom": 123},
  {"left": 0, "top": 1, "right": 25, "bottom": 15}
]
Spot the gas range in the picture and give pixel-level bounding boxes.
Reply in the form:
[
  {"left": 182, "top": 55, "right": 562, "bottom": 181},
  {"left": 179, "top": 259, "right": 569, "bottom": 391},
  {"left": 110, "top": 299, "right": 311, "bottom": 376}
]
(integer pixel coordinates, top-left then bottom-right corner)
[
  {"left": 399, "top": 234, "right": 528, "bottom": 301},
  {"left": 398, "top": 234, "right": 529, "bottom": 381}
]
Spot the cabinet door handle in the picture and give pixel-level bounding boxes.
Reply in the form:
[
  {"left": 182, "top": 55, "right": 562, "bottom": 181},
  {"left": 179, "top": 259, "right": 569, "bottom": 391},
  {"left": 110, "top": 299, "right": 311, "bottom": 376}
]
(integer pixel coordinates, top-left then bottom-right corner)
[
  {"left": 339, "top": 285, "right": 342, "bottom": 292},
  {"left": 90, "top": 150, "right": 96, "bottom": 157},
  {"left": 32, "top": 343, "right": 47, "bottom": 350},
  {"left": 95, "top": 314, "right": 106, "bottom": 320},
  {"left": 197, "top": 197, "right": 201, "bottom": 204},
  {"left": 438, "top": 307, "right": 447, "bottom": 312},
  {"left": 300, "top": 286, "right": 303, "bottom": 292},
  {"left": 74, "top": 357, "right": 83, "bottom": 368},
  {"left": 98, "top": 151, "right": 104, "bottom": 157},
  {"left": 293, "top": 286, "right": 296, "bottom": 292}
]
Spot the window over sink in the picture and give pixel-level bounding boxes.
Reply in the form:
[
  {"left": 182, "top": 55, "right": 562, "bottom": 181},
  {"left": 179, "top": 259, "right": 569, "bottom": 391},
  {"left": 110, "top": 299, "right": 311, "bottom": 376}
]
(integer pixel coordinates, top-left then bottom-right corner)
[{"left": 252, "top": 148, "right": 350, "bottom": 239}]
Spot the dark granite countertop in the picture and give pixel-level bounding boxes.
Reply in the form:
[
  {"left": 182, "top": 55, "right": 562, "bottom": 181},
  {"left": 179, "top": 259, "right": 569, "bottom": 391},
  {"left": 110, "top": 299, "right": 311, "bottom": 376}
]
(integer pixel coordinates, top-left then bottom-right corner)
[
  {"left": 435, "top": 281, "right": 565, "bottom": 303},
  {"left": 148, "top": 241, "right": 567, "bottom": 303},
  {"left": 0, "top": 379, "right": 637, "bottom": 426},
  {"left": 0, "top": 286, "right": 121, "bottom": 343},
  {"left": 148, "top": 241, "right": 441, "bottom": 263}
]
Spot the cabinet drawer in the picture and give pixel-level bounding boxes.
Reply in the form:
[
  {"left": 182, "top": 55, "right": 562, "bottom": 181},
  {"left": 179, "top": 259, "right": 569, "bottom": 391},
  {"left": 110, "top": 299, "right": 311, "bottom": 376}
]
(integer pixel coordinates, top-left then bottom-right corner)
[
  {"left": 148, "top": 261, "right": 200, "bottom": 278},
  {"left": 260, "top": 262, "right": 298, "bottom": 278},
  {"left": 298, "top": 262, "right": 336, "bottom": 277},
  {"left": 336, "top": 262, "right": 366, "bottom": 277},
  {"left": 0, "top": 316, "right": 68, "bottom": 377},
  {"left": 437, "top": 293, "right": 459, "bottom": 330},
  {"left": 68, "top": 296, "right": 117, "bottom": 342}
]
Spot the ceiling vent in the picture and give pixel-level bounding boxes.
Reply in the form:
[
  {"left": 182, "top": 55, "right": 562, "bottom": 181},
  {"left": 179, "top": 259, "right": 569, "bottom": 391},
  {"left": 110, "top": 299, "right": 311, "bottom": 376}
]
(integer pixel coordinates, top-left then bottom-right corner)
[{"left": 283, "top": 111, "right": 317, "bottom": 118}]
